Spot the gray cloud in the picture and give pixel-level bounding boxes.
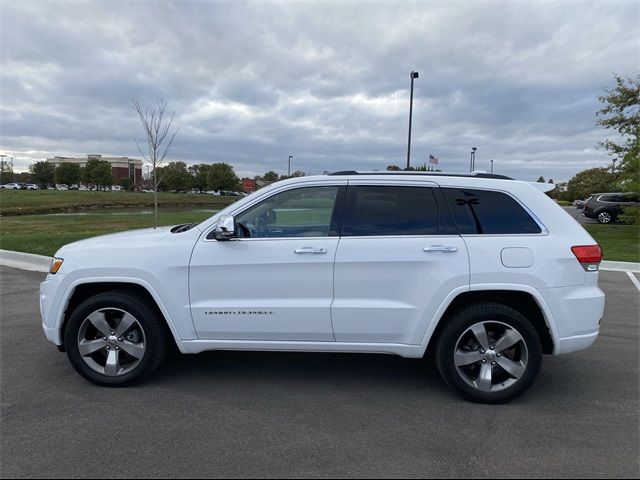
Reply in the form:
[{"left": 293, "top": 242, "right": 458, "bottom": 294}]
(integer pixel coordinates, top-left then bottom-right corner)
[{"left": 1, "top": 0, "right": 638, "bottom": 182}]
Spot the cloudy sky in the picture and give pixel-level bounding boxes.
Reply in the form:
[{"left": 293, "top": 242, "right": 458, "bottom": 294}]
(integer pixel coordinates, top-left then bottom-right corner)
[{"left": 1, "top": 0, "right": 638, "bottom": 182}]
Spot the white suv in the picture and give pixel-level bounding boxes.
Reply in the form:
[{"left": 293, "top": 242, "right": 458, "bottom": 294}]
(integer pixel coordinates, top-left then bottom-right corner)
[{"left": 40, "top": 172, "right": 605, "bottom": 403}]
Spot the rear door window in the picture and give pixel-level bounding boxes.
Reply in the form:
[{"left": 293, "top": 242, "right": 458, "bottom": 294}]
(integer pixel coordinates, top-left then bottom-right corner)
[
  {"left": 342, "top": 186, "right": 452, "bottom": 236},
  {"left": 442, "top": 188, "right": 542, "bottom": 235}
]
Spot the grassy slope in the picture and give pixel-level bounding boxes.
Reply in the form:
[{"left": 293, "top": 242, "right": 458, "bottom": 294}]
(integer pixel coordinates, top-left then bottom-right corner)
[
  {"left": 0, "top": 190, "right": 236, "bottom": 215},
  {"left": 584, "top": 224, "right": 640, "bottom": 263},
  {"left": 0, "top": 211, "right": 215, "bottom": 256}
]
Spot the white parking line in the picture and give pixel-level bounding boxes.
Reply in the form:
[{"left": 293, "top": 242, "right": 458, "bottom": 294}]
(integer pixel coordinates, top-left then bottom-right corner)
[{"left": 626, "top": 271, "right": 640, "bottom": 293}]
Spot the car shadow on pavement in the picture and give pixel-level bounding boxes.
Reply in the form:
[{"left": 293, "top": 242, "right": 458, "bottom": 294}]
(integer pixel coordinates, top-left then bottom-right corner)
[{"left": 157, "top": 349, "right": 445, "bottom": 390}]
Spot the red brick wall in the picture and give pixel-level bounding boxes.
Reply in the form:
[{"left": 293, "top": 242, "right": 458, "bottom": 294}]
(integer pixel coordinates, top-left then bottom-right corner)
[{"left": 112, "top": 166, "right": 142, "bottom": 185}]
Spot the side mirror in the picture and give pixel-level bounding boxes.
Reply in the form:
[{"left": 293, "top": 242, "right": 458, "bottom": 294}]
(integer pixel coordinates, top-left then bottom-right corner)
[{"left": 212, "top": 214, "right": 235, "bottom": 240}]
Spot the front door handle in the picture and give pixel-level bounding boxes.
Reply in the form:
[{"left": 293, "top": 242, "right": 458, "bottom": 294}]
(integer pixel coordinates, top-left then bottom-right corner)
[
  {"left": 423, "top": 245, "right": 458, "bottom": 253},
  {"left": 294, "top": 247, "right": 328, "bottom": 255}
]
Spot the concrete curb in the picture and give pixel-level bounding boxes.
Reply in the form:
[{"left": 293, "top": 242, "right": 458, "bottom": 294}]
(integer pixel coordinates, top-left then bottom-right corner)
[
  {"left": 1, "top": 249, "right": 639, "bottom": 274},
  {"left": 601, "top": 260, "right": 640, "bottom": 273},
  {"left": 0, "top": 249, "right": 52, "bottom": 273}
]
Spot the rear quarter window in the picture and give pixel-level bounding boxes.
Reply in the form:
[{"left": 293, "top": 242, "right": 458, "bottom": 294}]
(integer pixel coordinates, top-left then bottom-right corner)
[{"left": 442, "top": 188, "right": 542, "bottom": 235}]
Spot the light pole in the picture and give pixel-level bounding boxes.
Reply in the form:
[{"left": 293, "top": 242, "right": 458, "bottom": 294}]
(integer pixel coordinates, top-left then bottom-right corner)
[
  {"left": 469, "top": 147, "right": 477, "bottom": 172},
  {"left": 490, "top": 159, "right": 494, "bottom": 174},
  {"left": 406, "top": 71, "right": 419, "bottom": 170},
  {"left": 288, "top": 155, "right": 293, "bottom": 177}
]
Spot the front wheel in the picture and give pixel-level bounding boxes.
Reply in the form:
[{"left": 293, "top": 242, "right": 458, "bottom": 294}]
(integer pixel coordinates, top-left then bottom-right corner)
[
  {"left": 435, "top": 303, "right": 542, "bottom": 403},
  {"left": 597, "top": 211, "right": 613, "bottom": 224},
  {"left": 64, "top": 290, "right": 168, "bottom": 387}
]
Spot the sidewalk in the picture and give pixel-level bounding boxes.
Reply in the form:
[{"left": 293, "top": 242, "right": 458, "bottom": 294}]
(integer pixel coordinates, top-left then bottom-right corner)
[
  {"left": 1, "top": 248, "right": 639, "bottom": 273},
  {"left": 0, "top": 249, "right": 52, "bottom": 273}
]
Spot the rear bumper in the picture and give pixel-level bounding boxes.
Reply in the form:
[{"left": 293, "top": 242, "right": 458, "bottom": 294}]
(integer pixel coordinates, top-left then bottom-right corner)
[
  {"left": 555, "top": 330, "right": 599, "bottom": 355},
  {"left": 539, "top": 281, "right": 605, "bottom": 355}
]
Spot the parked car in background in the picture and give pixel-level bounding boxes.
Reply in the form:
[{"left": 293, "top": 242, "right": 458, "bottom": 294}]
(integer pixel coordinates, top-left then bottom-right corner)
[
  {"left": 25, "top": 184, "right": 39, "bottom": 190},
  {"left": 582, "top": 192, "right": 640, "bottom": 224},
  {"left": 55, "top": 184, "right": 69, "bottom": 191},
  {"left": 1, "top": 183, "right": 22, "bottom": 189}
]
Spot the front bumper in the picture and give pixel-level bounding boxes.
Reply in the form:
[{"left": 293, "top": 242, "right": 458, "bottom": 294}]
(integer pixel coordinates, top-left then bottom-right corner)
[{"left": 40, "top": 273, "right": 65, "bottom": 346}]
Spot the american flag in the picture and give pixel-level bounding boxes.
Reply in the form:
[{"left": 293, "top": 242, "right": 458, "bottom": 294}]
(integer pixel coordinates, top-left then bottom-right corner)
[{"left": 429, "top": 154, "right": 439, "bottom": 165}]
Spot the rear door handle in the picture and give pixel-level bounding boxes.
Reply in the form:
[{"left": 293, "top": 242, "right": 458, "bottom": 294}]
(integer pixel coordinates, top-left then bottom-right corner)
[
  {"left": 423, "top": 245, "right": 458, "bottom": 253},
  {"left": 294, "top": 247, "right": 328, "bottom": 255}
]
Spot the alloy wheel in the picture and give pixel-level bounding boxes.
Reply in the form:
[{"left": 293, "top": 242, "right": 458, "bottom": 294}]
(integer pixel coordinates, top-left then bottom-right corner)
[
  {"left": 598, "top": 212, "right": 612, "bottom": 224},
  {"left": 77, "top": 308, "right": 147, "bottom": 377},
  {"left": 453, "top": 321, "right": 528, "bottom": 393}
]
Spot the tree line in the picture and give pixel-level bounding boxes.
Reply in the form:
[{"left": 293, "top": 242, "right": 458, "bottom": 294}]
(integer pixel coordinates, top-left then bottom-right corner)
[
  {"left": 28, "top": 158, "right": 115, "bottom": 189},
  {"left": 10, "top": 158, "right": 306, "bottom": 192},
  {"left": 155, "top": 162, "right": 305, "bottom": 192}
]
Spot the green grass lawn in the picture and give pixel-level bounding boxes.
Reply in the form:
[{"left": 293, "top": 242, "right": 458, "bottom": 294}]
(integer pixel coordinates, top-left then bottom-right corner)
[
  {"left": 584, "top": 224, "right": 640, "bottom": 263},
  {"left": 1, "top": 190, "right": 638, "bottom": 263},
  {"left": 0, "top": 211, "right": 215, "bottom": 256},
  {"left": 0, "top": 189, "right": 236, "bottom": 215}
]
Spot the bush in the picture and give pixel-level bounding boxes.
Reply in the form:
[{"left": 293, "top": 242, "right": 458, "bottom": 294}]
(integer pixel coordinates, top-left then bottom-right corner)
[{"left": 619, "top": 206, "right": 640, "bottom": 225}]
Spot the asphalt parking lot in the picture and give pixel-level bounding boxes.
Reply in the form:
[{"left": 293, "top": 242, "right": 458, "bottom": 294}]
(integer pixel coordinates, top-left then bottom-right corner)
[
  {"left": 562, "top": 206, "right": 597, "bottom": 224},
  {"left": 1, "top": 266, "right": 638, "bottom": 478}
]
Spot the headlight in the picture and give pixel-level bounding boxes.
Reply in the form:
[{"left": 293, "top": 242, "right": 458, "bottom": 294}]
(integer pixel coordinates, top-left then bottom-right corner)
[{"left": 49, "top": 257, "right": 64, "bottom": 274}]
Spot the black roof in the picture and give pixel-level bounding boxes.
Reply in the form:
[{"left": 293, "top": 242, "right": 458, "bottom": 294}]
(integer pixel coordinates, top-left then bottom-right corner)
[{"left": 328, "top": 170, "right": 514, "bottom": 180}]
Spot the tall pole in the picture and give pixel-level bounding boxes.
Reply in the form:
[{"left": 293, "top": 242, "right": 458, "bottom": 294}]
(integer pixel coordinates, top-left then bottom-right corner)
[
  {"left": 470, "top": 147, "right": 477, "bottom": 172},
  {"left": 288, "top": 155, "right": 293, "bottom": 177},
  {"left": 406, "top": 71, "right": 419, "bottom": 170},
  {"left": 490, "top": 159, "right": 494, "bottom": 174}
]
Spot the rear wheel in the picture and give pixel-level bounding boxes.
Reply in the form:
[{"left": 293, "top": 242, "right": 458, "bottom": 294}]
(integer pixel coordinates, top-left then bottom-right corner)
[
  {"left": 64, "top": 290, "right": 168, "bottom": 386},
  {"left": 436, "top": 303, "right": 542, "bottom": 403}
]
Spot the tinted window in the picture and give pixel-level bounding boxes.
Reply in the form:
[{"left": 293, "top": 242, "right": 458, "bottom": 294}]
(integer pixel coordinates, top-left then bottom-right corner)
[
  {"left": 235, "top": 186, "right": 339, "bottom": 238},
  {"left": 442, "top": 188, "right": 542, "bottom": 235},
  {"left": 609, "top": 194, "right": 637, "bottom": 203},
  {"left": 342, "top": 186, "right": 443, "bottom": 236}
]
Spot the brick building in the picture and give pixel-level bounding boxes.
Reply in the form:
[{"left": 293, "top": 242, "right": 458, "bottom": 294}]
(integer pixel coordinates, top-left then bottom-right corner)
[{"left": 46, "top": 154, "right": 143, "bottom": 186}]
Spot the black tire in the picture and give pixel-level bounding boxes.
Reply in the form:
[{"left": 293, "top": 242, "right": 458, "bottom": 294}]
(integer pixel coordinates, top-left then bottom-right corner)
[
  {"left": 435, "top": 302, "right": 542, "bottom": 404},
  {"left": 64, "top": 290, "right": 168, "bottom": 387}
]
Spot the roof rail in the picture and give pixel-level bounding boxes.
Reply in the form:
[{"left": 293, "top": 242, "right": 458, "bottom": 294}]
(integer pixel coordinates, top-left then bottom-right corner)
[{"left": 328, "top": 170, "right": 514, "bottom": 180}]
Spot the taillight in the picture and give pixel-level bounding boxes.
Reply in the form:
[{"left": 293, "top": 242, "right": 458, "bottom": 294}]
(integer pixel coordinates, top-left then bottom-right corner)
[{"left": 571, "top": 245, "right": 603, "bottom": 271}]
